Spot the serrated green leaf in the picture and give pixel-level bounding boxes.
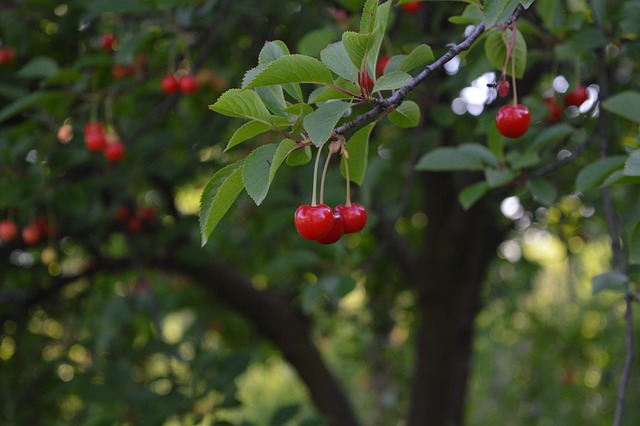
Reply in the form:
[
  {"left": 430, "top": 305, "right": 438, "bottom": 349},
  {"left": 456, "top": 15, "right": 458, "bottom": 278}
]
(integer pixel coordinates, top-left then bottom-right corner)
[
  {"left": 199, "top": 162, "right": 245, "bottom": 245},
  {"left": 342, "top": 31, "right": 372, "bottom": 69},
  {"left": 623, "top": 150, "right": 640, "bottom": 176},
  {"left": 530, "top": 123, "right": 574, "bottom": 149},
  {"left": 244, "top": 55, "right": 334, "bottom": 89},
  {"left": 258, "top": 40, "right": 290, "bottom": 65},
  {"left": 396, "top": 44, "right": 435, "bottom": 73},
  {"left": 272, "top": 139, "right": 298, "bottom": 175},
  {"left": 592, "top": 271, "right": 628, "bottom": 295},
  {"left": 483, "top": 0, "right": 510, "bottom": 29},
  {"left": 630, "top": 219, "right": 640, "bottom": 265},
  {"left": 360, "top": 0, "right": 378, "bottom": 34},
  {"left": 210, "top": 89, "right": 272, "bottom": 123},
  {"left": 341, "top": 123, "right": 374, "bottom": 186},
  {"left": 225, "top": 120, "right": 273, "bottom": 152},
  {"left": 373, "top": 71, "right": 412, "bottom": 92},
  {"left": 17, "top": 56, "right": 60, "bottom": 79},
  {"left": 242, "top": 144, "right": 279, "bottom": 205},
  {"left": 526, "top": 178, "right": 557, "bottom": 206},
  {"left": 303, "top": 101, "right": 351, "bottom": 147},
  {"left": 485, "top": 168, "right": 516, "bottom": 187},
  {"left": 388, "top": 101, "right": 420, "bottom": 128},
  {"left": 459, "top": 181, "right": 490, "bottom": 210},
  {"left": 602, "top": 91, "right": 640, "bottom": 125},
  {"left": 287, "top": 145, "right": 312, "bottom": 166},
  {"left": 575, "top": 155, "right": 627, "bottom": 192},
  {"left": 484, "top": 28, "right": 527, "bottom": 77},
  {"left": 321, "top": 42, "right": 358, "bottom": 82},
  {"left": 416, "top": 147, "right": 484, "bottom": 171}
]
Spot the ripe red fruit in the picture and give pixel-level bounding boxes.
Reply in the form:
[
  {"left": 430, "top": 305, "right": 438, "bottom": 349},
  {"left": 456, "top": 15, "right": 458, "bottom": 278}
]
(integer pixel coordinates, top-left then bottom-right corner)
[
  {"left": 112, "top": 64, "right": 135, "bottom": 79},
  {"left": 179, "top": 74, "right": 199, "bottom": 94},
  {"left": 401, "top": 1, "right": 423, "bottom": 14},
  {"left": 104, "top": 141, "right": 125, "bottom": 162},
  {"left": 101, "top": 33, "right": 116, "bottom": 51},
  {"left": 377, "top": 56, "right": 390, "bottom": 77},
  {"left": 21, "top": 223, "right": 40, "bottom": 246},
  {"left": 127, "top": 217, "right": 141, "bottom": 233},
  {"left": 358, "top": 70, "right": 374, "bottom": 93},
  {"left": 138, "top": 206, "right": 156, "bottom": 222},
  {"left": 0, "top": 219, "right": 18, "bottom": 242},
  {"left": 294, "top": 204, "right": 333, "bottom": 240},
  {"left": 565, "top": 85, "right": 589, "bottom": 107},
  {"left": 544, "top": 97, "right": 563, "bottom": 124},
  {"left": 495, "top": 104, "right": 531, "bottom": 138},
  {"left": 35, "top": 216, "right": 53, "bottom": 237},
  {"left": 115, "top": 206, "right": 130, "bottom": 222},
  {"left": 85, "top": 130, "right": 107, "bottom": 151},
  {"left": 316, "top": 211, "right": 344, "bottom": 244},
  {"left": 0, "top": 47, "right": 15, "bottom": 65},
  {"left": 335, "top": 203, "right": 367, "bottom": 234},
  {"left": 161, "top": 75, "right": 179, "bottom": 94}
]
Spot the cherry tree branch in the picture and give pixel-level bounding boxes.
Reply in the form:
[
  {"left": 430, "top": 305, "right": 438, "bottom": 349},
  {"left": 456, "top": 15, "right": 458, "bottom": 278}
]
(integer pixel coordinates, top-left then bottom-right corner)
[{"left": 334, "top": 4, "right": 527, "bottom": 136}]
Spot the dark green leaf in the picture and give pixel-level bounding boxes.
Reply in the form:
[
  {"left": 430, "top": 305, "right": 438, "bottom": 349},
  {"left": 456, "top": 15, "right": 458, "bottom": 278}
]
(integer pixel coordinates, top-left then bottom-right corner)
[
  {"left": 484, "top": 28, "right": 527, "bottom": 77},
  {"left": 242, "top": 144, "right": 279, "bottom": 206},
  {"left": 341, "top": 123, "right": 374, "bottom": 185},
  {"left": 602, "top": 91, "right": 640, "bottom": 124},
  {"left": 388, "top": 101, "right": 420, "bottom": 128},
  {"left": 303, "top": 101, "right": 351, "bottom": 147},
  {"left": 592, "top": 271, "right": 628, "bottom": 295},
  {"left": 526, "top": 178, "right": 557, "bottom": 206},
  {"left": 623, "top": 150, "right": 640, "bottom": 176},
  {"left": 459, "top": 181, "right": 490, "bottom": 210},
  {"left": 575, "top": 155, "right": 627, "bottom": 192},
  {"left": 244, "top": 55, "right": 335, "bottom": 88}
]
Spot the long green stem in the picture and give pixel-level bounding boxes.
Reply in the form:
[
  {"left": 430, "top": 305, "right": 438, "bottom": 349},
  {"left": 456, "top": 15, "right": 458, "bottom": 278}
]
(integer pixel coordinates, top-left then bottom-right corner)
[
  {"left": 319, "top": 151, "right": 333, "bottom": 205},
  {"left": 311, "top": 146, "right": 323, "bottom": 206},
  {"left": 343, "top": 154, "right": 351, "bottom": 206},
  {"left": 510, "top": 24, "right": 518, "bottom": 105}
]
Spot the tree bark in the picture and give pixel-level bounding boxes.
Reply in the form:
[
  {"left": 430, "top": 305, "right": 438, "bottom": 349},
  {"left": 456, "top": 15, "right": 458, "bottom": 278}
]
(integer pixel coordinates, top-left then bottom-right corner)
[{"left": 408, "top": 172, "right": 506, "bottom": 426}]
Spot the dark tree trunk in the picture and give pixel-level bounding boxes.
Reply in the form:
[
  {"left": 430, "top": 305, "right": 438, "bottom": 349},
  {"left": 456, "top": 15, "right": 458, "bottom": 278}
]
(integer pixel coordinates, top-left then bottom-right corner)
[{"left": 407, "top": 172, "right": 506, "bottom": 426}]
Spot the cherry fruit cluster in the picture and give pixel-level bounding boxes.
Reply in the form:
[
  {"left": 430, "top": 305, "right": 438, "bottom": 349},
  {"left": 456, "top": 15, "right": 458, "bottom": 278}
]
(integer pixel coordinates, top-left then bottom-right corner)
[
  {"left": 295, "top": 203, "right": 367, "bottom": 245},
  {"left": 84, "top": 122, "right": 125, "bottom": 162}
]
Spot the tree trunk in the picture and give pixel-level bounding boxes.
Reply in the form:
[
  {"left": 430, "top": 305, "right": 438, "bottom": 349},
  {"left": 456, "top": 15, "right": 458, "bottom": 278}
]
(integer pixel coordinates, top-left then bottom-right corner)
[{"left": 408, "top": 172, "right": 506, "bottom": 426}]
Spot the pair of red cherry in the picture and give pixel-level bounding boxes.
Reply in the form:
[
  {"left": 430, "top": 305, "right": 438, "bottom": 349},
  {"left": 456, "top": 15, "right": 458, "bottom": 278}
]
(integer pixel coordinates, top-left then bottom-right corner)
[
  {"left": 161, "top": 74, "right": 199, "bottom": 94},
  {"left": 84, "top": 122, "right": 125, "bottom": 162},
  {"left": 295, "top": 203, "right": 367, "bottom": 245}
]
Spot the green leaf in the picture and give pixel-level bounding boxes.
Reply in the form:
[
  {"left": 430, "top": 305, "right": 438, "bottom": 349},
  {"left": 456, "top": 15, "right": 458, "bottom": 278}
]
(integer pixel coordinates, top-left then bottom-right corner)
[
  {"left": 244, "top": 55, "right": 335, "bottom": 88},
  {"left": 388, "top": 101, "right": 420, "bottom": 128},
  {"left": 483, "top": 0, "right": 511, "bottom": 28},
  {"left": 17, "top": 56, "right": 60, "bottom": 79},
  {"left": 287, "top": 145, "right": 312, "bottom": 166},
  {"left": 623, "top": 150, "right": 640, "bottom": 176},
  {"left": 459, "top": 181, "right": 490, "bottom": 210},
  {"left": 487, "top": 123, "right": 505, "bottom": 163},
  {"left": 210, "top": 89, "right": 271, "bottom": 123},
  {"left": 592, "top": 271, "right": 628, "bottom": 295},
  {"left": 602, "top": 91, "right": 640, "bottom": 124},
  {"left": 459, "top": 143, "right": 500, "bottom": 167},
  {"left": 303, "top": 101, "right": 351, "bottom": 147},
  {"left": 526, "top": 178, "right": 557, "bottom": 206},
  {"left": 485, "top": 168, "right": 516, "bottom": 187},
  {"left": 298, "top": 28, "right": 339, "bottom": 58},
  {"left": 199, "top": 162, "right": 245, "bottom": 245},
  {"left": 226, "top": 120, "right": 274, "bottom": 152},
  {"left": 575, "top": 155, "right": 627, "bottom": 192},
  {"left": 272, "top": 139, "right": 299, "bottom": 173},
  {"left": 372, "top": 71, "right": 412, "bottom": 92},
  {"left": 416, "top": 147, "right": 484, "bottom": 171},
  {"left": 530, "top": 123, "right": 574, "bottom": 149},
  {"left": 309, "top": 80, "right": 360, "bottom": 104},
  {"left": 341, "top": 123, "right": 375, "bottom": 186},
  {"left": 601, "top": 170, "right": 640, "bottom": 187},
  {"left": 630, "top": 219, "right": 640, "bottom": 265},
  {"left": 342, "top": 31, "right": 372, "bottom": 69},
  {"left": 242, "top": 144, "right": 279, "bottom": 205},
  {"left": 269, "top": 404, "right": 300, "bottom": 426},
  {"left": 396, "top": 44, "right": 435, "bottom": 73},
  {"left": 0, "top": 92, "right": 43, "bottom": 123},
  {"left": 321, "top": 42, "right": 358, "bottom": 82},
  {"left": 258, "top": 40, "right": 290, "bottom": 64},
  {"left": 484, "top": 28, "right": 527, "bottom": 78},
  {"left": 506, "top": 150, "right": 540, "bottom": 169}
]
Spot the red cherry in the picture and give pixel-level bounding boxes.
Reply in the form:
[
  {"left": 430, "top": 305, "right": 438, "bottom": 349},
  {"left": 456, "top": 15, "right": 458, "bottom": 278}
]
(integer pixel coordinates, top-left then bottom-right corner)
[
  {"left": 21, "top": 223, "right": 40, "bottom": 246},
  {"left": 35, "top": 216, "right": 53, "bottom": 237},
  {"left": 115, "top": 206, "right": 130, "bottom": 222},
  {"left": 497, "top": 80, "right": 510, "bottom": 98},
  {"left": 138, "top": 206, "right": 156, "bottom": 222},
  {"left": 0, "top": 219, "right": 18, "bottom": 242},
  {"left": 104, "top": 141, "right": 125, "bottom": 162},
  {"left": 179, "top": 74, "right": 199, "bottom": 94},
  {"left": 495, "top": 104, "right": 531, "bottom": 138},
  {"left": 112, "top": 64, "right": 135, "bottom": 79},
  {"left": 127, "top": 217, "right": 140, "bottom": 233},
  {"left": 544, "top": 98, "right": 563, "bottom": 124},
  {"left": 101, "top": 33, "right": 116, "bottom": 51},
  {"left": 0, "top": 47, "right": 15, "bottom": 65},
  {"left": 85, "top": 130, "right": 106, "bottom": 151},
  {"left": 316, "top": 211, "right": 344, "bottom": 244},
  {"left": 335, "top": 203, "right": 367, "bottom": 234},
  {"left": 358, "top": 70, "right": 374, "bottom": 93},
  {"left": 84, "top": 122, "right": 104, "bottom": 135},
  {"left": 377, "top": 56, "right": 390, "bottom": 77},
  {"left": 565, "top": 85, "right": 589, "bottom": 107},
  {"left": 161, "top": 75, "right": 179, "bottom": 94},
  {"left": 401, "top": 1, "right": 423, "bottom": 14},
  {"left": 294, "top": 204, "right": 333, "bottom": 240}
]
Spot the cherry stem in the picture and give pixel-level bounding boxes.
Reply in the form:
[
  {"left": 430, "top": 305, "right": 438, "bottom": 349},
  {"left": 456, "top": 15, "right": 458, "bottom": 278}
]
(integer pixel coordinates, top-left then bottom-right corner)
[
  {"left": 319, "top": 149, "right": 333, "bottom": 205},
  {"left": 343, "top": 152, "right": 352, "bottom": 207},
  {"left": 510, "top": 23, "right": 518, "bottom": 105},
  {"left": 311, "top": 145, "right": 322, "bottom": 207}
]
